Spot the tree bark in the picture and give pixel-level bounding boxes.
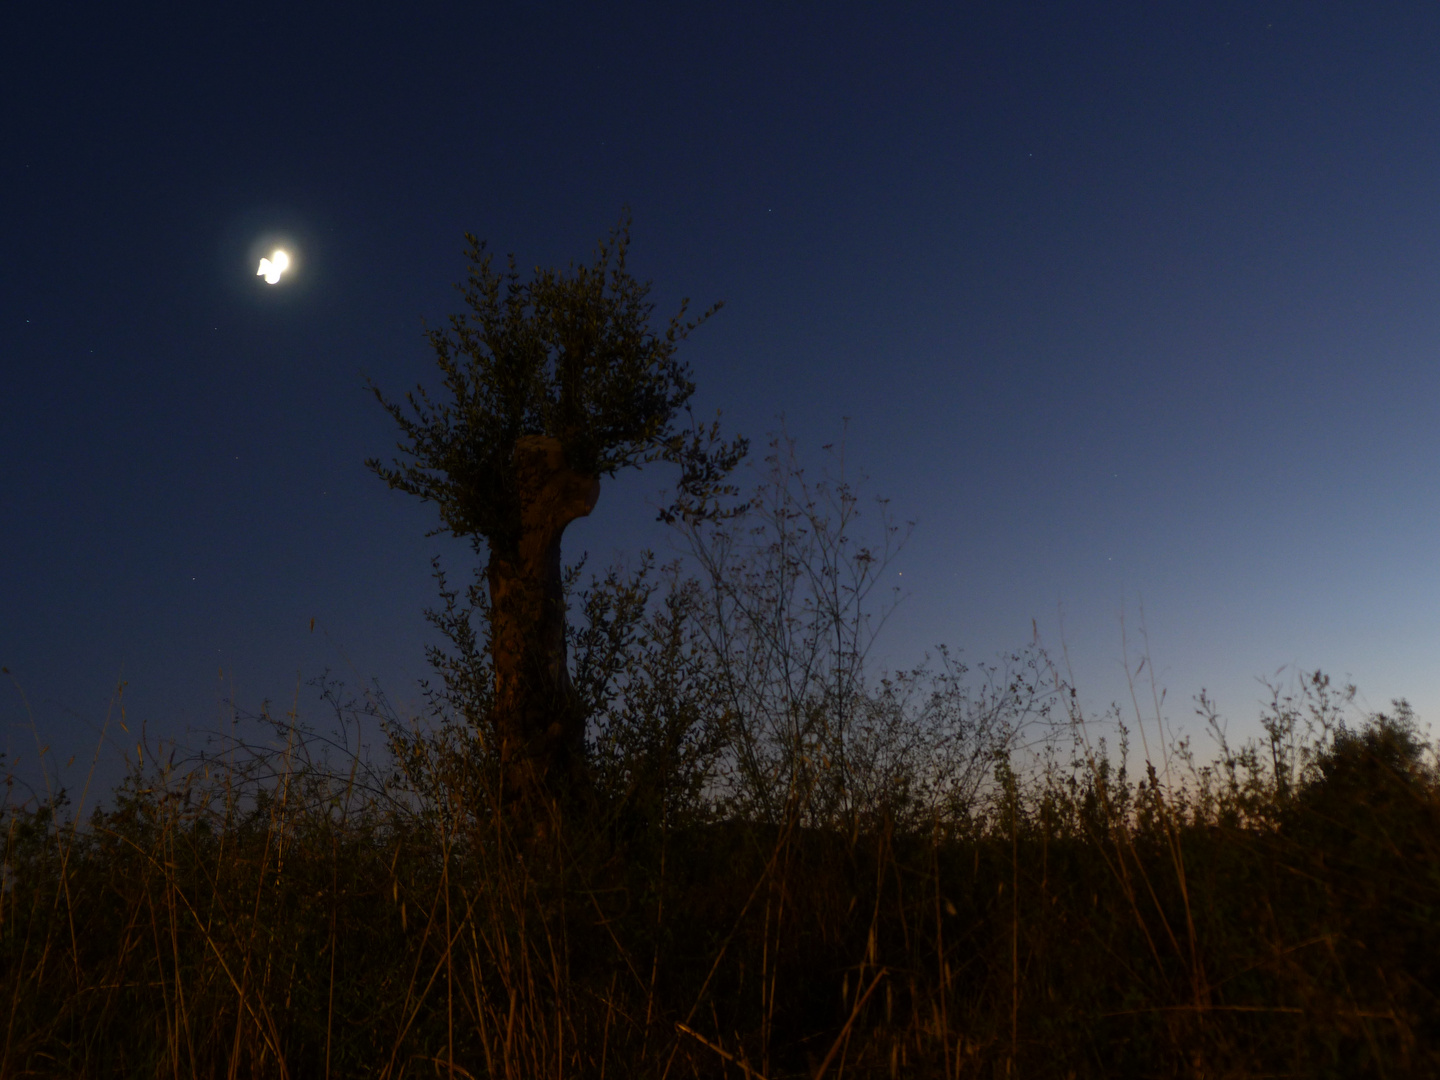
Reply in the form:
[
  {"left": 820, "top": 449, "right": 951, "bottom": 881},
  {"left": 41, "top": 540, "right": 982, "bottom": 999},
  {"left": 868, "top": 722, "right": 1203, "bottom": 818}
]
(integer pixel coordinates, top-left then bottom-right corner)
[{"left": 487, "top": 434, "right": 600, "bottom": 810}]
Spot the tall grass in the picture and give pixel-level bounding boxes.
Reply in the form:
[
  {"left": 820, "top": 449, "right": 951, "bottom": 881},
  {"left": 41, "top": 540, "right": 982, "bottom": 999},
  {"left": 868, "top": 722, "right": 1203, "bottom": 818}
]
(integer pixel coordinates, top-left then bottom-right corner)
[{"left": 4, "top": 441, "right": 1436, "bottom": 1077}]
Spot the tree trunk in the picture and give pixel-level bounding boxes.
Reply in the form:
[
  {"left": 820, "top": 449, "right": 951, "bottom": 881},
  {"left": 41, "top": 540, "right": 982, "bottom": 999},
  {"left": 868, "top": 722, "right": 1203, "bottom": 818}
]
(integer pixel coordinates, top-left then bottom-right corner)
[{"left": 487, "top": 434, "right": 600, "bottom": 812}]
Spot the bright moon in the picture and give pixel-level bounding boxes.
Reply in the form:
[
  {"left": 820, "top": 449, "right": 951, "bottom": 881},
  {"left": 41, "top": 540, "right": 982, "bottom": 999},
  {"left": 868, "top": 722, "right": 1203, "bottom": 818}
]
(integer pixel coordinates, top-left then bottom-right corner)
[{"left": 257, "top": 250, "right": 290, "bottom": 284}]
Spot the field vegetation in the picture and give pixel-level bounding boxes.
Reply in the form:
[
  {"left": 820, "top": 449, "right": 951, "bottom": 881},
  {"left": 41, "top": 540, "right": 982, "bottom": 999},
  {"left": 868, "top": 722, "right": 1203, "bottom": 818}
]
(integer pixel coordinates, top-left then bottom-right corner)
[{"left": 3, "top": 438, "right": 1437, "bottom": 1078}]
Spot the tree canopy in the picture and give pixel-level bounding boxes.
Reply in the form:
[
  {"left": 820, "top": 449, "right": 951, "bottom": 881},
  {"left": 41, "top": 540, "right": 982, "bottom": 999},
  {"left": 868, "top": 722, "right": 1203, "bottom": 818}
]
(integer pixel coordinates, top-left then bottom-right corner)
[{"left": 367, "top": 220, "right": 746, "bottom": 558}]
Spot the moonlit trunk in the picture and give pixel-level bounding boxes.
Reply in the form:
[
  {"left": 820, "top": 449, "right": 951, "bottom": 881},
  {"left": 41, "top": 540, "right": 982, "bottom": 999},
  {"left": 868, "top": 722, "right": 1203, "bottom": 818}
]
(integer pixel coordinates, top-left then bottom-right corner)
[{"left": 487, "top": 435, "right": 599, "bottom": 812}]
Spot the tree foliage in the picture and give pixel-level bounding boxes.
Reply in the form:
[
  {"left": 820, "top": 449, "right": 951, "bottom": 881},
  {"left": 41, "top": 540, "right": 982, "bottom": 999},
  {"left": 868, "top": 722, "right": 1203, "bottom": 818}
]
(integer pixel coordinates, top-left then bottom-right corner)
[{"left": 366, "top": 219, "right": 746, "bottom": 558}]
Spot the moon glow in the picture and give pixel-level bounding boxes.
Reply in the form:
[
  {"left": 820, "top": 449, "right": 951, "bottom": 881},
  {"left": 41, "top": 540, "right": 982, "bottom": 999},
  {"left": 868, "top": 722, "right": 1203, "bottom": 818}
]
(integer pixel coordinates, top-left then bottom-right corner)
[{"left": 257, "top": 250, "right": 290, "bottom": 284}]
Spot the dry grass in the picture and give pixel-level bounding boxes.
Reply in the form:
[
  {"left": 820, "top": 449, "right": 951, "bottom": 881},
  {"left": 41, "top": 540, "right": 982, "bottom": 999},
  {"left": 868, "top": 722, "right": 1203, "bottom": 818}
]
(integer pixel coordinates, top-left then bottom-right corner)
[{"left": 2, "top": 665, "right": 1436, "bottom": 1079}]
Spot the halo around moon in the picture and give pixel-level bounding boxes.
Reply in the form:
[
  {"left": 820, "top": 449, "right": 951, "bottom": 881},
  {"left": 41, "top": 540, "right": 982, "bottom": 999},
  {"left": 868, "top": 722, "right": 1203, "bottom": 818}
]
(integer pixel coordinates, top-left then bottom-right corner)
[{"left": 219, "top": 207, "right": 317, "bottom": 301}]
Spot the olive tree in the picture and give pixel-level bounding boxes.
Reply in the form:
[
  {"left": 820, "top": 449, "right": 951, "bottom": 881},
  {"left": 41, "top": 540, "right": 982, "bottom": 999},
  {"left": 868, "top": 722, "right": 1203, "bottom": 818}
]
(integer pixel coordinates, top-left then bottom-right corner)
[{"left": 368, "top": 221, "right": 745, "bottom": 812}]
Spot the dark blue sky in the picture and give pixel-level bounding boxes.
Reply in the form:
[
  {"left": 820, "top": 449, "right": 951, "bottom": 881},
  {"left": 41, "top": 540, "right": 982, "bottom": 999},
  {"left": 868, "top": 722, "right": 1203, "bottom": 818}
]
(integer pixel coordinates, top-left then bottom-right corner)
[{"left": 5, "top": 2, "right": 1439, "bottom": 782}]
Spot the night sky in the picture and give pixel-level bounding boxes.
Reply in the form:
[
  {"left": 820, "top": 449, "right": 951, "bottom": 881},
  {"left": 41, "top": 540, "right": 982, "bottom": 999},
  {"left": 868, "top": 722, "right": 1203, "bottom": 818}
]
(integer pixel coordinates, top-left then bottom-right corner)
[{"left": 6, "top": 3, "right": 1440, "bottom": 785}]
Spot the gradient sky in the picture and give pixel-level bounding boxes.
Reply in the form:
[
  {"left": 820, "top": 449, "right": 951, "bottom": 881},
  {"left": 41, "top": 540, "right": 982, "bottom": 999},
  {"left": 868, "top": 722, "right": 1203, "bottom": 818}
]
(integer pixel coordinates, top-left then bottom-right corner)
[{"left": 5, "top": 3, "right": 1440, "bottom": 787}]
